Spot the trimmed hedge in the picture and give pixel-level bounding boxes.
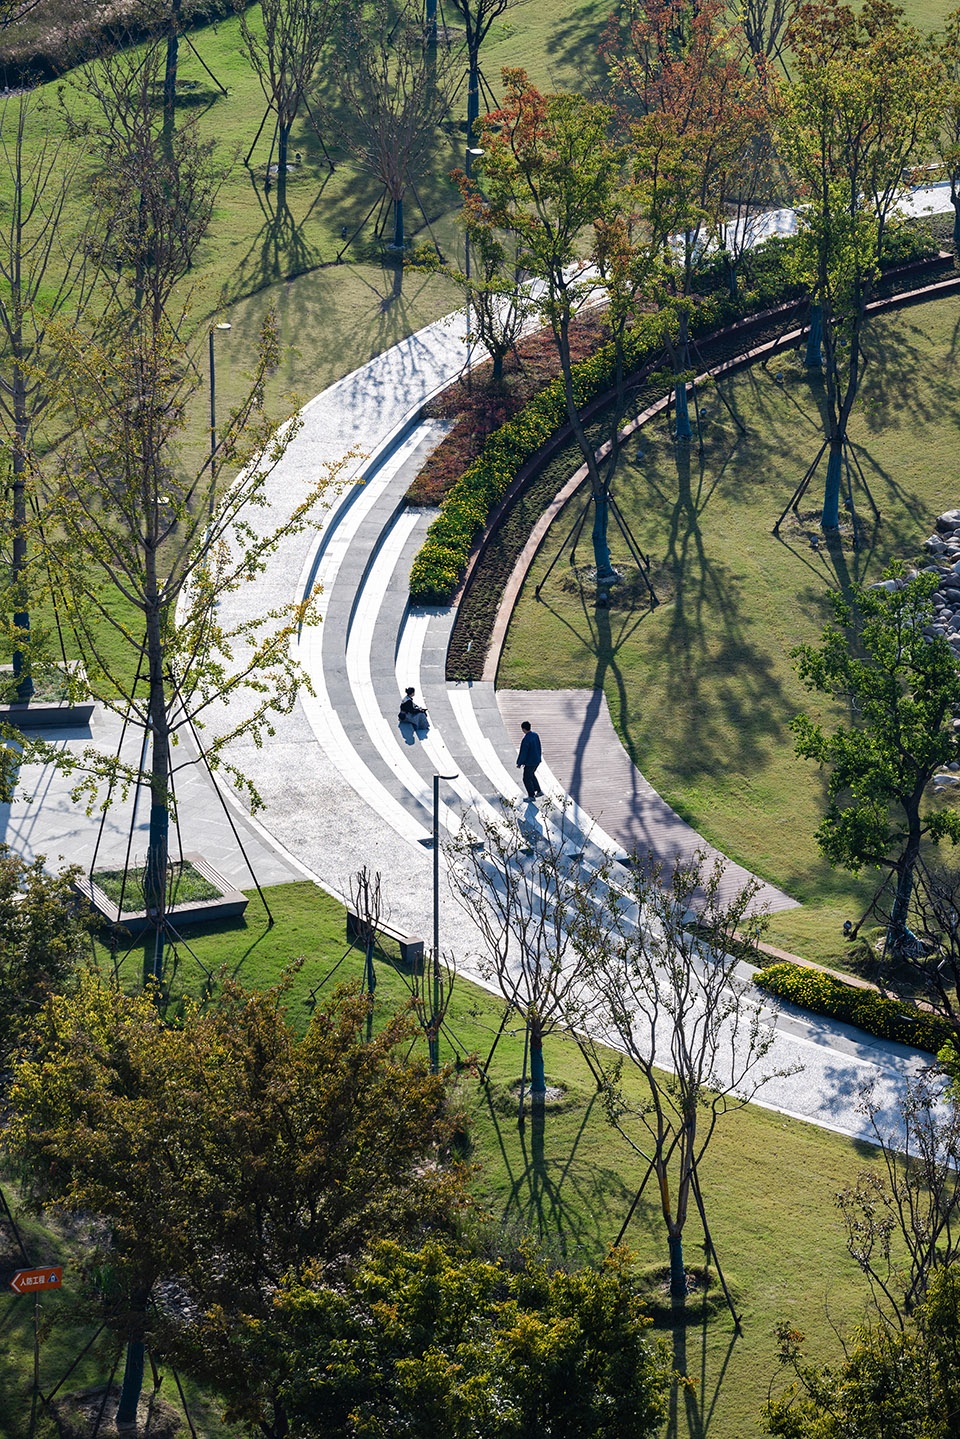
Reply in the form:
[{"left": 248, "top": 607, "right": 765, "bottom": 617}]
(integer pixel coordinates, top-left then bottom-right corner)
[
  {"left": 754, "top": 961, "right": 954, "bottom": 1056},
  {"left": 408, "top": 225, "right": 938, "bottom": 606}
]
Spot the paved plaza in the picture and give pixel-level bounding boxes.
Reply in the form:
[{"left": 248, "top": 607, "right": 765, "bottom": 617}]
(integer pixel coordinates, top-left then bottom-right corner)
[{"left": 7, "top": 181, "right": 958, "bottom": 1146}]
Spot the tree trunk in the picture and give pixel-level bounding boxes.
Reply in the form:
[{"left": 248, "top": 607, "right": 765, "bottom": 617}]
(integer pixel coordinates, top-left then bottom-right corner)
[
  {"left": 674, "top": 379, "right": 692, "bottom": 442},
  {"left": 805, "top": 303, "right": 823, "bottom": 369},
  {"left": 142, "top": 559, "right": 170, "bottom": 986},
  {"left": 672, "top": 310, "right": 693, "bottom": 442},
  {"left": 888, "top": 822, "right": 922, "bottom": 953},
  {"left": 821, "top": 437, "right": 843, "bottom": 530},
  {"left": 492, "top": 351, "right": 504, "bottom": 382},
  {"left": 529, "top": 1016, "right": 546, "bottom": 1095},
  {"left": 276, "top": 119, "right": 290, "bottom": 213},
  {"left": 592, "top": 487, "right": 615, "bottom": 584},
  {"left": 668, "top": 1231, "right": 686, "bottom": 1300},
  {"left": 467, "top": 52, "right": 480, "bottom": 151},
  {"left": 952, "top": 192, "right": 960, "bottom": 254},
  {"left": 11, "top": 358, "right": 32, "bottom": 702},
  {"left": 115, "top": 1335, "right": 145, "bottom": 1427},
  {"left": 721, "top": 245, "right": 737, "bottom": 298},
  {"left": 392, "top": 194, "right": 404, "bottom": 251},
  {"left": 163, "top": 0, "right": 182, "bottom": 153}
]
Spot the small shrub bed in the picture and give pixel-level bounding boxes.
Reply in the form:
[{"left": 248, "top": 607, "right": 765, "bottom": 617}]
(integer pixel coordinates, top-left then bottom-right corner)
[
  {"left": 94, "top": 860, "right": 221, "bottom": 914},
  {"left": 409, "top": 224, "right": 942, "bottom": 607},
  {"left": 0, "top": 0, "right": 244, "bottom": 87},
  {"left": 407, "top": 310, "right": 609, "bottom": 507},
  {"left": 754, "top": 961, "right": 954, "bottom": 1055}
]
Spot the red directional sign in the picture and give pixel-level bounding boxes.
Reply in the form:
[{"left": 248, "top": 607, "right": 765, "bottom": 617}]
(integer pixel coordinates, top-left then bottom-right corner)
[{"left": 9, "top": 1267, "right": 62, "bottom": 1295}]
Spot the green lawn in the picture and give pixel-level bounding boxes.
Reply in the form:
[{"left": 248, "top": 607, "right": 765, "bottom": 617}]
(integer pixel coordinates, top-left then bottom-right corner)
[
  {"left": 500, "top": 295, "right": 960, "bottom": 970},
  {"left": 18, "top": 881, "right": 875, "bottom": 1439},
  {"left": 8, "top": 0, "right": 957, "bottom": 478}
]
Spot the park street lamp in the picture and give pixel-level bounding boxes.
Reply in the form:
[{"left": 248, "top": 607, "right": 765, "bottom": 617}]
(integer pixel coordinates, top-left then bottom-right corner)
[
  {"left": 430, "top": 770, "right": 458, "bottom": 1073},
  {"left": 208, "top": 321, "right": 232, "bottom": 486},
  {"left": 464, "top": 147, "right": 483, "bottom": 379}
]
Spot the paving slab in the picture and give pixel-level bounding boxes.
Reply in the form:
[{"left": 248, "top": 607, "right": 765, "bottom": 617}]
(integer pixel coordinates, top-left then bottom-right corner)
[{"left": 496, "top": 688, "right": 797, "bottom": 913}]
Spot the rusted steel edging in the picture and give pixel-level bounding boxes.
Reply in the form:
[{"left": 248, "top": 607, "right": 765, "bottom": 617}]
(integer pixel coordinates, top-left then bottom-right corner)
[{"left": 477, "top": 268, "right": 960, "bottom": 684}]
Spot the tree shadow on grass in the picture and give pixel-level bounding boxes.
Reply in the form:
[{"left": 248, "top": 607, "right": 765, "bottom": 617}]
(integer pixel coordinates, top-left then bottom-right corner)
[
  {"left": 666, "top": 1312, "right": 741, "bottom": 1439},
  {"left": 478, "top": 1087, "right": 632, "bottom": 1261},
  {"left": 220, "top": 169, "right": 337, "bottom": 301},
  {"left": 641, "top": 435, "right": 796, "bottom": 788},
  {"left": 542, "top": 2, "right": 610, "bottom": 94}
]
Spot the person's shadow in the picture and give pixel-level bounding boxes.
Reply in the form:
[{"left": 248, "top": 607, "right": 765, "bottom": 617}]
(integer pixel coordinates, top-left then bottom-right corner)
[{"left": 398, "top": 718, "right": 429, "bottom": 746}]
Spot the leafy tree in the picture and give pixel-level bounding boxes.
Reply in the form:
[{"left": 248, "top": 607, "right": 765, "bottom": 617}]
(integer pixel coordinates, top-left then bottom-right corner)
[
  {"left": 791, "top": 568, "right": 960, "bottom": 955},
  {"left": 442, "top": 201, "right": 533, "bottom": 383},
  {"left": 763, "top": 1262, "right": 960, "bottom": 1438},
  {"left": 936, "top": 8, "right": 960, "bottom": 253},
  {"left": 271, "top": 1240, "right": 672, "bottom": 1439},
  {"left": 8, "top": 976, "right": 463, "bottom": 1431},
  {"left": 776, "top": 0, "right": 938, "bottom": 529},
  {"left": 578, "top": 852, "right": 787, "bottom": 1309},
  {"left": 604, "top": 0, "right": 771, "bottom": 296},
  {"left": 0, "top": 96, "right": 95, "bottom": 703},
  {"left": 26, "top": 53, "right": 342, "bottom": 984},
  {"left": 0, "top": 846, "right": 91, "bottom": 1068},
  {"left": 465, "top": 72, "right": 627, "bottom": 581}
]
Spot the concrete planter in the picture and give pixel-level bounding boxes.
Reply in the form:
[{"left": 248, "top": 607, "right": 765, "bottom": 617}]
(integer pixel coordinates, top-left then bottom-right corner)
[
  {"left": 76, "top": 852, "right": 248, "bottom": 934},
  {"left": 0, "top": 661, "right": 94, "bottom": 729}
]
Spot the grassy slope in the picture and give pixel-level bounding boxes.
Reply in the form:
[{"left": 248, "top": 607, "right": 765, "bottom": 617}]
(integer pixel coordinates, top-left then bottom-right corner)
[
  {"left": 500, "top": 295, "right": 960, "bottom": 969},
  {"left": 0, "top": 881, "right": 889, "bottom": 1439},
  {"left": 121, "top": 884, "right": 886, "bottom": 1439},
  {"left": 0, "top": 5, "right": 953, "bottom": 1434}
]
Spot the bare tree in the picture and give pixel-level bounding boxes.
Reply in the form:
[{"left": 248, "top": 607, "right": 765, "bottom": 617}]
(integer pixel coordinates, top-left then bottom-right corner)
[
  {"left": 579, "top": 852, "right": 792, "bottom": 1315},
  {"left": 68, "top": 43, "right": 223, "bottom": 326},
  {"left": 741, "top": 0, "right": 794, "bottom": 69},
  {"left": 447, "top": 801, "right": 603, "bottom": 1115},
  {"left": 335, "top": 0, "right": 455, "bottom": 255},
  {"left": 25, "top": 51, "right": 346, "bottom": 995},
  {"left": 238, "top": 0, "right": 341, "bottom": 209},
  {"left": 0, "top": 97, "right": 95, "bottom": 703},
  {"left": 838, "top": 1075, "right": 960, "bottom": 1325}
]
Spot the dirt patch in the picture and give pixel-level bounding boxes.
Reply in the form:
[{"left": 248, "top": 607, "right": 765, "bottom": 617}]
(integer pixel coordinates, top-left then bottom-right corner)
[
  {"left": 52, "top": 1386, "right": 183, "bottom": 1439},
  {"left": 406, "top": 310, "right": 610, "bottom": 507}
]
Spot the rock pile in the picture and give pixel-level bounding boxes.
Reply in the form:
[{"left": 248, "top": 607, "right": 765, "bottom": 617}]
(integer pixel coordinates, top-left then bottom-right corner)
[
  {"left": 919, "top": 511, "right": 960, "bottom": 788},
  {"left": 920, "top": 510, "right": 960, "bottom": 662}
]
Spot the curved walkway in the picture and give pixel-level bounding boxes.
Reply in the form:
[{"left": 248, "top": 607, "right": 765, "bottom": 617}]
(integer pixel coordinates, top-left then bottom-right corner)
[{"left": 5, "top": 183, "right": 957, "bottom": 1145}]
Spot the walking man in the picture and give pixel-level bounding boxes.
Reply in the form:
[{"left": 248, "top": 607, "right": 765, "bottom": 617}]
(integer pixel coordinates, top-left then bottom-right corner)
[{"left": 517, "top": 720, "right": 544, "bottom": 799}]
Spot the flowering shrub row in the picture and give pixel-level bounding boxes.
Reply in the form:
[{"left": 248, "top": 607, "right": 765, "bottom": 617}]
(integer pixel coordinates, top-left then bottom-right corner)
[
  {"left": 408, "top": 249, "right": 802, "bottom": 604},
  {"left": 754, "top": 961, "right": 953, "bottom": 1056},
  {"left": 408, "top": 225, "right": 939, "bottom": 605}
]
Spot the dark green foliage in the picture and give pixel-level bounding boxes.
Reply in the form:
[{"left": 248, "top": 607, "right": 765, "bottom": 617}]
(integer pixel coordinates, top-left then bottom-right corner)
[
  {"left": 272, "top": 1240, "right": 672, "bottom": 1439},
  {"left": 0, "top": 844, "right": 90, "bottom": 1068},
  {"left": 792, "top": 568, "right": 960, "bottom": 940},
  {"left": 764, "top": 1262, "right": 960, "bottom": 1438},
  {"left": 754, "top": 961, "right": 952, "bottom": 1054}
]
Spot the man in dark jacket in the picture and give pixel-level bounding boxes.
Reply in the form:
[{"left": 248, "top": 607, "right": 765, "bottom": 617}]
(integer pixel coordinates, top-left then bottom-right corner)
[{"left": 517, "top": 720, "right": 544, "bottom": 799}]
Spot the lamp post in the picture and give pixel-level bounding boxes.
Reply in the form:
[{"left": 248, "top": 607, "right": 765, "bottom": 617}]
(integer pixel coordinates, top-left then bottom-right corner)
[
  {"left": 431, "top": 771, "right": 458, "bottom": 1073},
  {"left": 208, "top": 321, "right": 232, "bottom": 482}
]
